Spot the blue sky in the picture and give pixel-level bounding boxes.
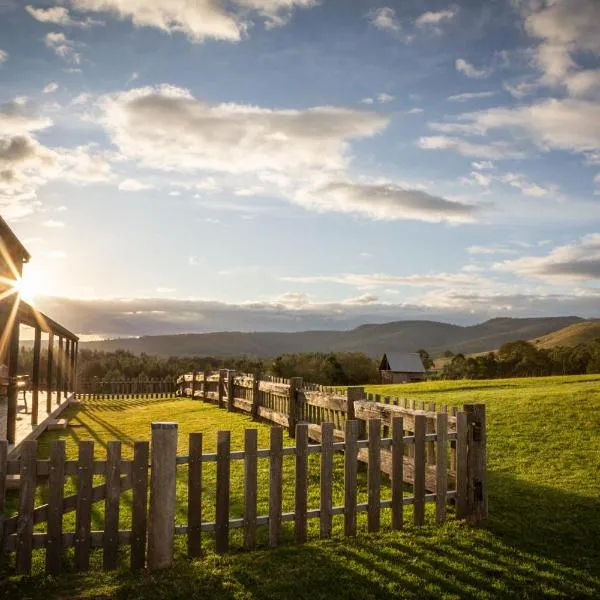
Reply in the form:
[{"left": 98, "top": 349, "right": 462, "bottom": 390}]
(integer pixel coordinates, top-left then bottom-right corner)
[{"left": 1, "top": 0, "right": 600, "bottom": 338}]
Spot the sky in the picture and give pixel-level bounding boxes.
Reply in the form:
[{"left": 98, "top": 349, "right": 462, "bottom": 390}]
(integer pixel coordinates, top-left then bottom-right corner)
[{"left": 1, "top": 0, "right": 600, "bottom": 339}]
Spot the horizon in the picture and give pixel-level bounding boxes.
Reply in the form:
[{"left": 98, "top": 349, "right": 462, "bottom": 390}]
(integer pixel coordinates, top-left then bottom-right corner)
[{"left": 1, "top": 1, "right": 600, "bottom": 339}]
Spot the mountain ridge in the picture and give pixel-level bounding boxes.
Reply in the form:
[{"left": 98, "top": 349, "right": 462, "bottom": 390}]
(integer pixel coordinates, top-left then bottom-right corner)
[{"left": 79, "top": 316, "right": 584, "bottom": 358}]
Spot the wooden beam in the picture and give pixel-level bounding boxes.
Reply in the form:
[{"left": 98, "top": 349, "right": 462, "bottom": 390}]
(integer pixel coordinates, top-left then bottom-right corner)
[
  {"left": 6, "top": 307, "right": 19, "bottom": 445},
  {"left": 46, "top": 332, "right": 54, "bottom": 412},
  {"left": 31, "top": 326, "right": 41, "bottom": 426}
]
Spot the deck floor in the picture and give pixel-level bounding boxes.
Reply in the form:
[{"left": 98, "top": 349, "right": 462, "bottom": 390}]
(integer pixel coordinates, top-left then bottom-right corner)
[{"left": 0, "top": 391, "right": 68, "bottom": 451}]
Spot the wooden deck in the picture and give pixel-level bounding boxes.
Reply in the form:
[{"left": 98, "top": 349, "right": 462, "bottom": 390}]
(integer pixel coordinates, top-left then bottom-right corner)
[{"left": 0, "top": 391, "right": 73, "bottom": 456}]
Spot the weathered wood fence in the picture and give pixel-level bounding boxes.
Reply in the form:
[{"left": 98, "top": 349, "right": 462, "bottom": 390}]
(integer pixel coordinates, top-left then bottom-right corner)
[
  {"left": 0, "top": 371, "right": 486, "bottom": 576},
  {"left": 77, "top": 377, "right": 177, "bottom": 398}
]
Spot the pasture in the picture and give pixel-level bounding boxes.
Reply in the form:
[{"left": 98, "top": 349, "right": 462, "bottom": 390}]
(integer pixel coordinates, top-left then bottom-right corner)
[{"left": 1, "top": 374, "right": 599, "bottom": 599}]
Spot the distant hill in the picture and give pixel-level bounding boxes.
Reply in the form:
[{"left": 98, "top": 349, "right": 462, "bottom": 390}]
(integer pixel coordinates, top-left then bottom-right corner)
[
  {"left": 79, "top": 316, "right": 584, "bottom": 358},
  {"left": 531, "top": 320, "right": 600, "bottom": 349}
]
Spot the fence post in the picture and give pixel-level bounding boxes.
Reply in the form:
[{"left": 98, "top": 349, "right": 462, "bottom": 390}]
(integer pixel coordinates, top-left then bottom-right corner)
[
  {"left": 227, "top": 370, "right": 236, "bottom": 412},
  {"left": 203, "top": 369, "right": 210, "bottom": 400},
  {"left": 191, "top": 370, "right": 197, "bottom": 399},
  {"left": 251, "top": 375, "right": 260, "bottom": 420},
  {"left": 218, "top": 369, "right": 227, "bottom": 409},
  {"left": 464, "top": 404, "right": 487, "bottom": 524},
  {"left": 148, "top": 422, "right": 178, "bottom": 569},
  {"left": 288, "top": 377, "right": 303, "bottom": 438},
  {"left": 346, "top": 387, "right": 365, "bottom": 438}
]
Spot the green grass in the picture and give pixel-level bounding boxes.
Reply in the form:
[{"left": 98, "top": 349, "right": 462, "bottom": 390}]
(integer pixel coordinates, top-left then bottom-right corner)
[{"left": 2, "top": 374, "right": 600, "bottom": 599}]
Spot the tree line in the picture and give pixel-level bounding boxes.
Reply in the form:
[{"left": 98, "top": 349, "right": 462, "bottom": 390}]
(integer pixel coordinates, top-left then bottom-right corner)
[{"left": 439, "top": 339, "right": 600, "bottom": 379}]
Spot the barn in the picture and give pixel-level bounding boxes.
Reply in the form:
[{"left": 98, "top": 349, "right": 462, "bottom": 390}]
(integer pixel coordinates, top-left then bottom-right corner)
[{"left": 379, "top": 352, "right": 427, "bottom": 384}]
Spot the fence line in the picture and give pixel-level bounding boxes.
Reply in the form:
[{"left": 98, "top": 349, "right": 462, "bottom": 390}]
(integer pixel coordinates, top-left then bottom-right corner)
[{"left": 77, "top": 378, "right": 177, "bottom": 399}]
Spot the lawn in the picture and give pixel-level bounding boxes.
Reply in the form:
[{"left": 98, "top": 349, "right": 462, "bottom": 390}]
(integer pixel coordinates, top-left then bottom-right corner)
[{"left": 2, "top": 374, "right": 600, "bottom": 599}]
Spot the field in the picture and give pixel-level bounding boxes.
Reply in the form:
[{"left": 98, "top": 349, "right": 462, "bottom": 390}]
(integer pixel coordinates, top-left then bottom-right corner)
[{"left": 2, "top": 374, "right": 600, "bottom": 599}]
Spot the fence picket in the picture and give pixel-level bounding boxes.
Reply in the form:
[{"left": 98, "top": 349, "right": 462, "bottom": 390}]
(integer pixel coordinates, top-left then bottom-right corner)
[
  {"left": 455, "top": 411, "right": 468, "bottom": 518},
  {"left": 391, "top": 417, "right": 404, "bottom": 530},
  {"left": 75, "top": 440, "right": 94, "bottom": 571},
  {"left": 16, "top": 441, "right": 37, "bottom": 575},
  {"left": 188, "top": 433, "right": 203, "bottom": 557},
  {"left": 131, "top": 441, "right": 149, "bottom": 571},
  {"left": 0, "top": 441, "right": 6, "bottom": 566},
  {"left": 295, "top": 423, "right": 309, "bottom": 544},
  {"left": 320, "top": 422, "right": 334, "bottom": 539},
  {"left": 436, "top": 413, "right": 448, "bottom": 524},
  {"left": 244, "top": 429, "right": 258, "bottom": 549},
  {"left": 344, "top": 420, "right": 358, "bottom": 537},
  {"left": 215, "top": 430, "right": 231, "bottom": 553},
  {"left": 368, "top": 419, "right": 381, "bottom": 532},
  {"left": 46, "top": 440, "right": 65, "bottom": 574},
  {"left": 269, "top": 427, "right": 283, "bottom": 547},
  {"left": 413, "top": 414, "right": 426, "bottom": 526},
  {"left": 103, "top": 441, "right": 121, "bottom": 570}
]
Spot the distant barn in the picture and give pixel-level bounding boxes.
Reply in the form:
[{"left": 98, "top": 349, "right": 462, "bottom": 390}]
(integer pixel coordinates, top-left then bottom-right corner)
[{"left": 379, "top": 352, "right": 426, "bottom": 384}]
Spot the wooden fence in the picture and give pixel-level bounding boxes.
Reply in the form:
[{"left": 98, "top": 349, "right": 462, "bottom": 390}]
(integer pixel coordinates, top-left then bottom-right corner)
[
  {"left": 77, "top": 377, "right": 177, "bottom": 399},
  {"left": 0, "top": 371, "right": 486, "bottom": 576}
]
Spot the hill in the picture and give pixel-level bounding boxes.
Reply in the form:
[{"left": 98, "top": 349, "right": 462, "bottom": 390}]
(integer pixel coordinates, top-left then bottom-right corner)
[
  {"left": 79, "top": 316, "right": 583, "bottom": 358},
  {"left": 531, "top": 320, "right": 600, "bottom": 349}
]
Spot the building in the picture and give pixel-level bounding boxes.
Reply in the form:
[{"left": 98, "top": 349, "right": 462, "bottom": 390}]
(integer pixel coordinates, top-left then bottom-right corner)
[
  {"left": 0, "top": 216, "right": 79, "bottom": 449},
  {"left": 379, "top": 352, "right": 427, "bottom": 384}
]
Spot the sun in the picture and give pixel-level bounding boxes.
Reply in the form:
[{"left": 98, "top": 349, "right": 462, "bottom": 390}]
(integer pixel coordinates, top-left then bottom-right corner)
[{"left": 12, "top": 274, "right": 39, "bottom": 303}]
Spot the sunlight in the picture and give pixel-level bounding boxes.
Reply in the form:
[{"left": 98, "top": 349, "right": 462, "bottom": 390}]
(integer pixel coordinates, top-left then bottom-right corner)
[{"left": 11, "top": 273, "right": 38, "bottom": 304}]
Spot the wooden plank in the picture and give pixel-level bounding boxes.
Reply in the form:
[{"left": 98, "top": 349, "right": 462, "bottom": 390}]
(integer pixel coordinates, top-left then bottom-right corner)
[
  {"left": 16, "top": 441, "right": 37, "bottom": 575},
  {"left": 0, "top": 441, "right": 7, "bottom": 564},
  {"left": 288, "top": 378, "right": 302, "bottom": 438},
  {"left": 187, "top": 433, "right": 203, "bottom": 557},
  {"left": 391, "top": 417, "right": 403, "bottom": 530},
  {"left": 215, "top": 430, "right": 230, "bottom": 553},
  {"left": 413, "top": 415, "right": 426, "bottom": 526},
  {"left": 426, "top": 404, "right": 436, "bottom": 466},
  {"left": 436, "top": 412, "right": 448, "bottom": 524},
  {"left": 103, "top": 441, "right": 121, "bottom": 570},
  {"left": 302, "top": 391, "right": 348, "bottom": 412},
  {"left": 268, "top": 427, "right": 283, "bottom": 547},
  {"left": 367, "top": 419, "right": 381, "bottom": 533},
  {"left": 227, "top": 371, "right": 235, "bottom": 412},
  {"left": 251, "top": 377, "right": 260, "bottom": 420},
  {"left": 46, "top": 440, "right": 66, "bottom": 574},
  {"left": 258, "top": 381, "right": 290, "bottom": 395},
  {"left": 131, "top": 441, "right": 149, "bottom": 571},
  {"left": 344, "top": 420, "right": 358, "bottom": 537},
  {"left": 31, "top": 326, "right": 41, "bottom": 426},
  {"left": 465, "top": 404, "right": 487, "bottom": 524},
  {"left": 354, "top": 401, "right": 456, "bottom": 431},
  {"left": 320, "top": 422, "right": 334, "bottom": 539},
  {"left": 257, "top": 405, "right": 289, "bottom": 428},
  {"left": 295, "top": 423, "right": 309, "bottom": 544},
  {"left": 455, "top": 411, "right": 468, "bottom": 518},
  {"left": 243, "top": 429, "right": 258, "bottom": 549},
  {"left": 148, "top": 423, "right": 178, "bottom": 569},
  {"left": 75, "top": 440, "right": 94, "bottom": 571}
]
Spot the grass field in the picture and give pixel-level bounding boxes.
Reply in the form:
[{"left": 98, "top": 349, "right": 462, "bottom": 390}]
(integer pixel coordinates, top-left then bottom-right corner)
[{"left": 2, "top": 374, "right": 600, "bottom": 599}]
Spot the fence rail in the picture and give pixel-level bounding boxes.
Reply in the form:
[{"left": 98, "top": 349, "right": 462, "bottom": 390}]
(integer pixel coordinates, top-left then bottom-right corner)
[{"left": 77, "top": 378, "right": 177, "bottom": 398}]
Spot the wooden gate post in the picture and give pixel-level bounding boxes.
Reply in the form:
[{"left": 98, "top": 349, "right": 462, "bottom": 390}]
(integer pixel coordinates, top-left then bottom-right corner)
[
  {"left": 464, "top": 404, "right": 487, "bottom": 524},
  {"left": 191, "top": 370, "right": 197, "bottom": 399},
  {"left": 218, "top": 369, "right": 227, "bottom": 409},
  {"left": 203, "top": 369, "right": 210, "bottom": 400},
  {"left": 288, "top": 377, "right": 303, "bottom": 438},
  {"left": 148, "top": 422, "right": 178, "bottom": 569},
  {"left": 227, "top": 370, "right": 236, "bottom": 412},
  {"left": 251, "top": 375, "right": 260, "bottom": 420},
  {"left": 346, "top": 387, "right": 365, "bottom": 438}
]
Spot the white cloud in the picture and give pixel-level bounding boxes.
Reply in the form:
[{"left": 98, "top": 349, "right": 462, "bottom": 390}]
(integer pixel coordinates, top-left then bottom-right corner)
[
  {"left": 45, "top": 32, "right": 81, "bottom": 64},
  {"left": 100, "top": 85, "right": 389, "bottom": 175},
  {"left": 53, "top": 145, "right": 113, "bottom": 184},
  {"left": 455, "top": 58, "right": 489, "bottom": 79},
  {"left": 282, "top": 271, "right": 487, "bottom": 288},
  {"left": 377, "top": 93, "right": 394, "bottom": 103},
  {"left": 467, "top": 245, "right": 517, "bottom": 256},
  {"left": 69, "top": 0, "right": 316, "bottom": 42},
  {"left": 498, "top": 172, "right": 554, "bottom": 198},
  {"left": 43, "top": 82, "right": 59, "bottom": 94},
  {"left": 415, "top": 7, "right": 457, "bottom": 28},
  {"left": 417, "top": 135, "right": 524, "bottom": 160},
  {"left": 0, "top": 101, "right": 53, "bottom": 136},
  {"left": 43, "top": 219, "right": 65, "bottom": 228},
  {"left": 118, "top": 178, "right": 154, "bottom": 191},
  {"left": 434, "top": 99, "right": 600, "bottom": 158},
  {"left": 360, "top": 97, "right": 374, "bottom": 105},
  {"left": 495, "top": 234, "right": 600, "bottom": 282},
  {"left": 472, "top": 161, "right": 494, "bottom": 170},
  {"left": 26, "top": 5, "right": 103, "bottom": 27},
  {"left": 405, "top": 107, "right": 424, "bottom": 115},
  {"left": 369, "top": 7, "right": 400, "bottom": 33},
  {"left": 447, "top": 91, "right": 495, "bottom": 102},
  {"left": 293, "top": 180, "right": 478, "bottom": 224},
  {"left": 0, "top": 49, "right": 7, "bottom": 65}
]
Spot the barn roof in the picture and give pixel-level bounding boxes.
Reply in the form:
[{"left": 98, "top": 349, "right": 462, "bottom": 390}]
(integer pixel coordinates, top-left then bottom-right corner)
[{"left": 380, "top": 352, "right": 426, "bottom": 373}]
